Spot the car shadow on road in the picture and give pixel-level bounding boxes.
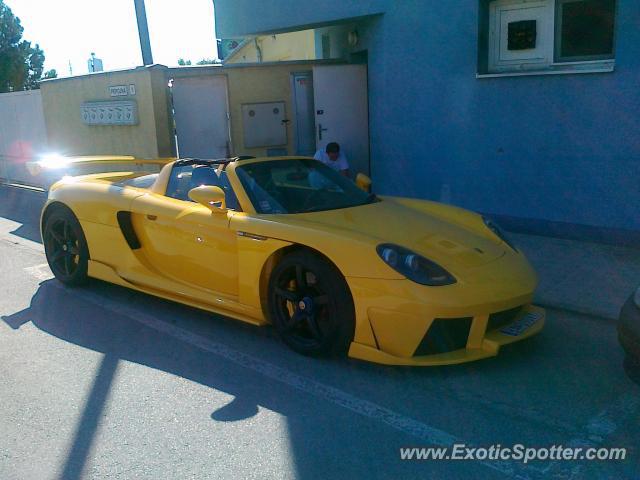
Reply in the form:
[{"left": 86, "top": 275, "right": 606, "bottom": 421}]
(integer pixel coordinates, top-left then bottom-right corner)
[
  {"left": 3, "top": 279, "right": 448, "bottom": 480},
  {"left": 4, "top": 277, "right": 640, "bottom": 480},
  {"left": 0, "top": 186, "right": 46, "bottom": 243}
]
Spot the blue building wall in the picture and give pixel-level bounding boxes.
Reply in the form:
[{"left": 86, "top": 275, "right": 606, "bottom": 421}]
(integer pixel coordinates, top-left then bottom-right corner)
[{"left": 215, "top": 0, "right": 640, "bottom": 236}]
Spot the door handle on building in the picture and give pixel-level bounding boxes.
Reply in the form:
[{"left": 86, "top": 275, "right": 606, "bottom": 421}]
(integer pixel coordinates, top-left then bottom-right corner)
[{"left": 318, "top": 123, "right": 328, "bottom": 141}]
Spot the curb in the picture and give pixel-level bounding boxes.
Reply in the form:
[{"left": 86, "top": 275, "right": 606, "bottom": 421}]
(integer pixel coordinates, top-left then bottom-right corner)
[
  {"left": 0, "top": 182, "right": 47, "bottom": 194},
  {"left": 535, "top": 300, "right": 618, "bottom": 322}
]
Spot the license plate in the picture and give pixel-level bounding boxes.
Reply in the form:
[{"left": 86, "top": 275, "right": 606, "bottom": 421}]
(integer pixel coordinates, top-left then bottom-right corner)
[{"left": 500, "top": 311, "right": 542, "bottom": 336}]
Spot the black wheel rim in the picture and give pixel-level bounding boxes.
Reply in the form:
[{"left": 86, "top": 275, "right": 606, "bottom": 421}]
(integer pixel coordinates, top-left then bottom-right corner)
[
  {"left": 46, "top": 218, "right": 81, "bottom": 278},
  {"left": 273, "top": 264, "right": 333, "bottom": 348}
]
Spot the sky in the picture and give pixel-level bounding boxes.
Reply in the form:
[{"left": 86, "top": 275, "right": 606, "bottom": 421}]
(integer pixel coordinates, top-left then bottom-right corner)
[{"left": 5, "top": 0, "right": 218, "bottom": 77}]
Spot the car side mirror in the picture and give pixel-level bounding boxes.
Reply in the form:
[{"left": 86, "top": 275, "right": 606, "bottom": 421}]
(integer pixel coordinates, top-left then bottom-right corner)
[
  {"left": 355, "top": 173, "right": 372, "bottom": 193},
  {"left": 188, "top": 185, "right": 227, "bottom": 213}
]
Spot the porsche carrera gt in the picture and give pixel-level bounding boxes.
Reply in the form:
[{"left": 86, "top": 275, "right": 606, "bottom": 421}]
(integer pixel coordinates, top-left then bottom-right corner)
[{"left": 40, "top": 156, "right": 545, "bottom": 366}]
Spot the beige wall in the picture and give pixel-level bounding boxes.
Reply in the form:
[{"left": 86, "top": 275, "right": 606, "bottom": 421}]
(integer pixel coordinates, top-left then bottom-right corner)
[
  {"left": 226, "top": 64, "right": 302, "bottom": 157},
  {"left": 41, "top": 61, "right": 342, "bottom": 162},
  {"left": 170, "top": 63, "right": 319, "bottom": 158},
  {"left": 41, "top": 66, "right": 173, "bottom": 159},
  {"left": 226, "top": 30, "right": 316, "bottom": 64},
  {"left": 149, "top": 68, "right": 175, "bottom": 158}
]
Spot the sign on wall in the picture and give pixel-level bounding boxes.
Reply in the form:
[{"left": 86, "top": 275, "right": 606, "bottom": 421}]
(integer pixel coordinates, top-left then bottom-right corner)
[
  {"left": 109, "top": 84, "right": 136, "bottom": 97},
  {"left": 217, "top": 38, "right": 245, "bottom": 60},
  {"left": 81, "top": 100, "right": 138, "bottom": 126}
]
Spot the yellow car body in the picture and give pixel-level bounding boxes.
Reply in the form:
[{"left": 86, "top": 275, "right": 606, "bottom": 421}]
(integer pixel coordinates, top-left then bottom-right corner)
[{"left": 40, "top": 156, "right": 544, "bottom": 366}]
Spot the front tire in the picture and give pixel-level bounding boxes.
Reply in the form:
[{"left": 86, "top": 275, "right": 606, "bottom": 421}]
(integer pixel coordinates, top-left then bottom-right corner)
[
  {"left": 268, "top": 251, "right": 355, "bottom": 357},
  {"left": 43, "top": 208, "right": 89, "bottom": 286}
]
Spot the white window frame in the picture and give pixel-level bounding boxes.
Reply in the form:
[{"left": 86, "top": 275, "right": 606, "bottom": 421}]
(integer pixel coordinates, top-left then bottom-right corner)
[
  {"left": 489, "top": 0, "right": 555, "bottom": 73},
  {"left": 481, "top": 0, "right": 615, "bottom": 77}
]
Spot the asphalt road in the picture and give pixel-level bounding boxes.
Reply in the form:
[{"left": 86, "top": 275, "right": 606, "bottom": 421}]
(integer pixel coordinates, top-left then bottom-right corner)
[{"left": 0, "top": 186, "right": 638, "bottom": 480}]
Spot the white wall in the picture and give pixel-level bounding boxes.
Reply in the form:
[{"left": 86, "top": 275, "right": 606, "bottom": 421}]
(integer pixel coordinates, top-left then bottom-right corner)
[{"left": 0, "top": 90, "right": 48, "bottom": 185}]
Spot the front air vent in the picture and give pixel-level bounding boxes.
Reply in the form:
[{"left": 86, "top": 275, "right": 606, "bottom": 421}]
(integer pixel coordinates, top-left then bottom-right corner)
[
  {"left": 487, "top": 306, "right": 523, "bottom": 332},
  {"left": 414, "top": 317, "right": 473, "bottom": 356}
]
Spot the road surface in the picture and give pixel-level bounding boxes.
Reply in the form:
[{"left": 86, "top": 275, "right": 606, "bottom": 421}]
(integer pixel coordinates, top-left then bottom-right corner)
[{"left": 0, "top": 186, "right": 638, "bottom": 479}]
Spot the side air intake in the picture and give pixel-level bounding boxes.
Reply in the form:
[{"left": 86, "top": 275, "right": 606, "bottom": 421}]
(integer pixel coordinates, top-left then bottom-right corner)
[{"left": 116, "top": 211, "right": 141, "bottom": 250}]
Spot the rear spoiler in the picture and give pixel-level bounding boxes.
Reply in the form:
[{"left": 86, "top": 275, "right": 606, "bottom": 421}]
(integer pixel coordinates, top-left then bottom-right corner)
[{"left": 26, "top": 155, "right": 175, "bottom": 176}]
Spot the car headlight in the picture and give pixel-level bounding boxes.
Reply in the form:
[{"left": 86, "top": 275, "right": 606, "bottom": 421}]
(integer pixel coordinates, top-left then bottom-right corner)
[
  {"left": 483, "top": 216, "right": 517, "bottom": 252},
  {"left": 634, "top": 287, "right": 640, "bottom": 309},
  {"left": 376, "top": 244, "right": 456, "bottom": 286}
]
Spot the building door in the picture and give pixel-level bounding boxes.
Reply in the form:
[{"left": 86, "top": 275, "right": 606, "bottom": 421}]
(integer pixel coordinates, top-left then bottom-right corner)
[
  {"left": 171, "top": 76, "right": 231, "bottom": 159},
  {"left": 291, "top": 72, "right": 316, "bottom": 156},
  {"left": 312, "top": 64, "right": 370, "bottom": 175}
]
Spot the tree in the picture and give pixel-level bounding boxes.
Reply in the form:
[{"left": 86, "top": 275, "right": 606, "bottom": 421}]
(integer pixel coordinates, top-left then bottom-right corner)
[
  {"left": 0, "top": 1, "right": 47, "bottom": 92},
  {"left": 177, "top": 58, "right": 192, "bottom": 66},
  {"left": 196, "top": 58, "right": 219, "bottom": 65},
  {"left": 24, "top": 43, "right": 44, "bottom": 89},
  {"left": 43, "top": 68, "right": 57, "bottom": 80}
]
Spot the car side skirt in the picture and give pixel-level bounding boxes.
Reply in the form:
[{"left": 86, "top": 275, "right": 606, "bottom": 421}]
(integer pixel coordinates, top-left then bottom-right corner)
[{"left": 87, "top": 260, "right": 269, "bottom": 327}]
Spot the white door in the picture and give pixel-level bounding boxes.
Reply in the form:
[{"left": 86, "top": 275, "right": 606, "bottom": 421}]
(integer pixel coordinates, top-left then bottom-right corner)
[
  {"left": 313, "top": 65, "right": 370, "bottom": 175},
  {"left": 172, "top": 76, "right": 230, "bottom": 159},
  {"left": 291, "top": 72, "right": 316, "bottom": 156}
]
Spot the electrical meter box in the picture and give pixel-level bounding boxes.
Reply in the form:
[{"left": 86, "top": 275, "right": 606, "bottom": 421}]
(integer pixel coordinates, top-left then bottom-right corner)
[{"left": 241, "top": 101, "right": 287, "bottom": 148}]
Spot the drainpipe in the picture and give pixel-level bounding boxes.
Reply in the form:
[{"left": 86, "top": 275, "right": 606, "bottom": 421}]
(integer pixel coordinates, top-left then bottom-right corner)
[
  {"left": 254, "top": 38, "right": 263, "bottom": 63},
  {"left": 134, "top": 0, "right": 154, "bottom": 65}
]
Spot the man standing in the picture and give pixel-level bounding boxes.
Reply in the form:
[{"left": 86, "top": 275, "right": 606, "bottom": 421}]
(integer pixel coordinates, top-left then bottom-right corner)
[{"left": 313, "top": 142, "right": 350, "bottom": 177}]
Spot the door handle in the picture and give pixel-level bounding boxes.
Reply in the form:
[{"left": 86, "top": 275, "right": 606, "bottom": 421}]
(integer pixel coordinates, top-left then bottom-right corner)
[
  {"left": 146, "top": 214, "right": 157, "bottom": 221},
  {"left": 318, "top": 123, "right": 328, "bottom": 141}
]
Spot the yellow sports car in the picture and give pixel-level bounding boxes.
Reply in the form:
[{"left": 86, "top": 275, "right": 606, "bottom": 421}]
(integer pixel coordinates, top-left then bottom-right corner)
[{"left": 40, "top": 156, "right": 544, "bottom": 366}]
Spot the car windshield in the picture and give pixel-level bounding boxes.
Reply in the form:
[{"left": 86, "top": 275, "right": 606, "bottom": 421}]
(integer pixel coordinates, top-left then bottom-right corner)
[{"left": 236, "top": 158, "right": 375, "bottom": 214}]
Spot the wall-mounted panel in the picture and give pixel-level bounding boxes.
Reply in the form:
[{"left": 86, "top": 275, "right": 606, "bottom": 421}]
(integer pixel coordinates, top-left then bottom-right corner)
[
  {"left": 241, "top": 101, "right": 287, "bottom": 148},
  {"left": 81, "top": 100, "right": 138, "bottom": 126}
]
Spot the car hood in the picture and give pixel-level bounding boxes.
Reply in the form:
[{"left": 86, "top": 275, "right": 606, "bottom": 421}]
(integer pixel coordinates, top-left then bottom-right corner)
[{"left": 291, "top": 198, "right": 506, "bottom": 269}]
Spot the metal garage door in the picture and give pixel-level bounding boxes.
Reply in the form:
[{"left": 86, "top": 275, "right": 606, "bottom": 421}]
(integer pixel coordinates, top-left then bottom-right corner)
[{"left": 171, "top": 75, "right": 231, "bottom": 159}]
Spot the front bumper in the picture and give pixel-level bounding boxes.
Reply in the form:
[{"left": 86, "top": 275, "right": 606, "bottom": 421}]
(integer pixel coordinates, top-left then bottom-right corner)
[
  {"left": 348, "top": 305, "right": 545, "bottom": 366},
  {"left": 345, "top": 261, "right": 545, "bottom": 366}
]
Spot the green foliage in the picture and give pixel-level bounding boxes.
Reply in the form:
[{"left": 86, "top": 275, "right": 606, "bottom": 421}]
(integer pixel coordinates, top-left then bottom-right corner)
[
  {"left": 178, "top": 58, "right": 220, "bottom": 66},
  {"left": 43, "top": 68, "right": 57, "bottom": 79},
  {"left": 0, "top": 1, "right": 47, "bottom": 92},
  {"left": 25, "top": 43, "right": 44, "bottom": 89},
  {"left": 196, "top": 58, "right": 218, "bottom": 65}
]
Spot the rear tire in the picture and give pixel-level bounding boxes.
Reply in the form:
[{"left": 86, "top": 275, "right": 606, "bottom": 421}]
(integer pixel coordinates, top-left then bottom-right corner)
[
  {"left": 43, "top": 208, "right": 89, "bottom": 286},
  {"left": 268, "top": 251, "right": 355, "bottom": 357}
]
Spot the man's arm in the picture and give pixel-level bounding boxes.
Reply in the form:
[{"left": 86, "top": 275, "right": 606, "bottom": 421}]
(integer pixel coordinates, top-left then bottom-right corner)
[{"left": 338, "top": 153, "right": 350, "bottom": 177}]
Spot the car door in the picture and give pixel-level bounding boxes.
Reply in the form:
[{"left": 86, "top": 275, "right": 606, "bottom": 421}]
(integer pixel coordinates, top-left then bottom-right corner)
[{"left": 130, "top": 192, "right": 239, "bottom": 298}]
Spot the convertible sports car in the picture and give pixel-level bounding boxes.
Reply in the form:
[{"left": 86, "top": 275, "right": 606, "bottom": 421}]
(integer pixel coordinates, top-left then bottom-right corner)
[{"left": 40, "top": 155, "right": 545, "bottom": 366}]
